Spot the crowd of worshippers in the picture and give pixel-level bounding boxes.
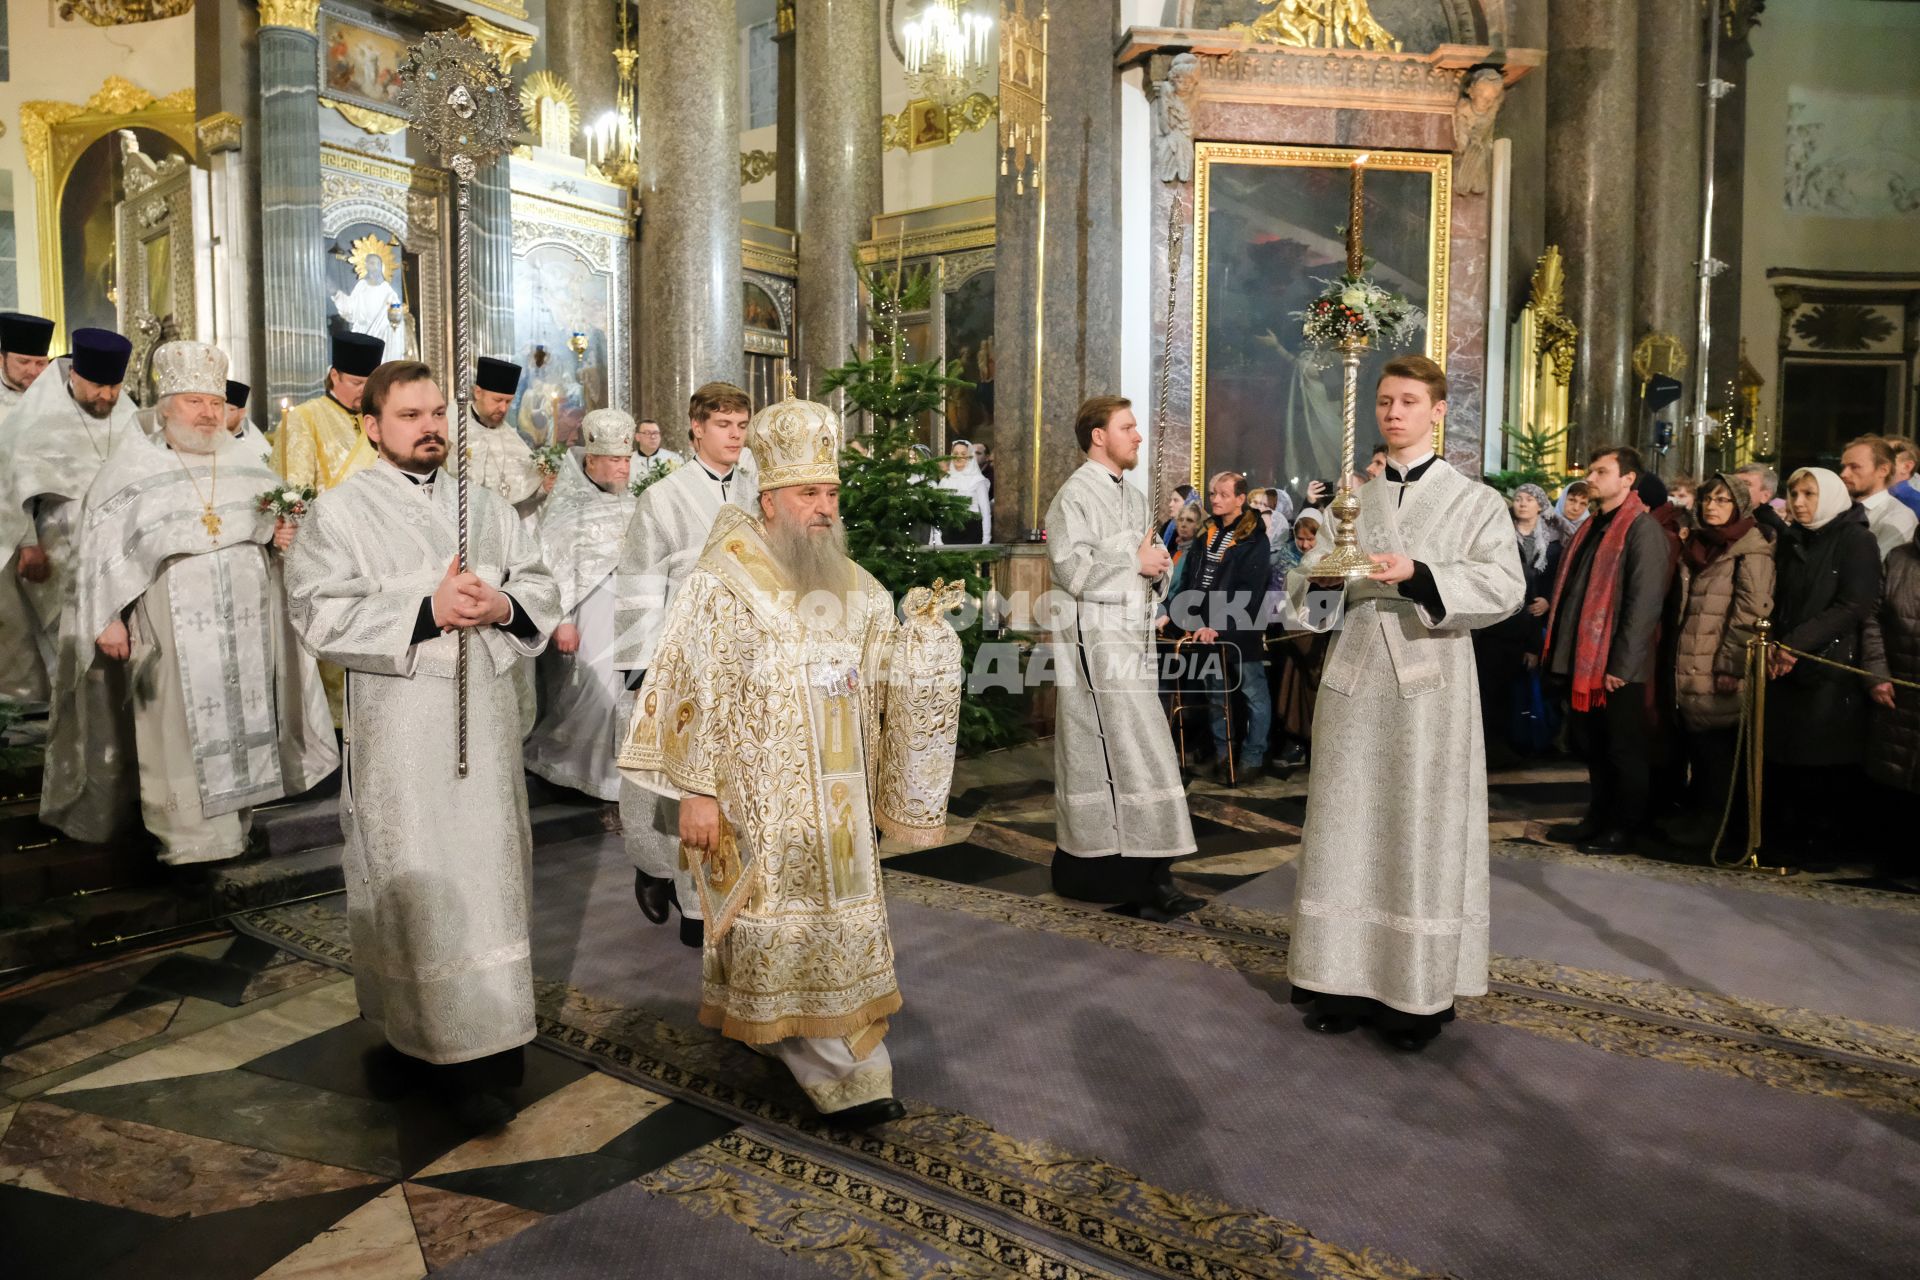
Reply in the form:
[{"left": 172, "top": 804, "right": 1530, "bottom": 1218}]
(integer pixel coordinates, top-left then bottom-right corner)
[
  {"left": 0, "top": 313, "right": 959, "bottom": 1133},
  {"left": 1148, "top": 432, "right": 1920, "bottom": 873}
]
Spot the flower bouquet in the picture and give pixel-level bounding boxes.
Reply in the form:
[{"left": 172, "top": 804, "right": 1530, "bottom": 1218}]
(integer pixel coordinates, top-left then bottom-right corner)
[
  {"left": 630, "top": 456, "right": 680, "bottom": 498},
  {"left": 1294, "top": 274, "right": 1426, "bottom": 355},
  {"left": 256, "top": 484, "right": 318, "bottom": 521},
  {"left": 532, "top": 442, "right": 571, "bottom": 477}
]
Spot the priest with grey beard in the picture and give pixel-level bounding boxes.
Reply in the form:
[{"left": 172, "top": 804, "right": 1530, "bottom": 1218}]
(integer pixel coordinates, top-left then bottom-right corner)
[
  {"left": 618, "top": 390, "right": 962, "bottom": 1128},
  {"left": 48, "top": 341, "right": 336, "bottom": 857}
]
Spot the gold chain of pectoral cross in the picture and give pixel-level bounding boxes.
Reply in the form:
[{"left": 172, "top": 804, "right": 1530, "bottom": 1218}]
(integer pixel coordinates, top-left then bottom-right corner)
[{"left": 173, "top": 449, "right": 222, "bottom": 541}]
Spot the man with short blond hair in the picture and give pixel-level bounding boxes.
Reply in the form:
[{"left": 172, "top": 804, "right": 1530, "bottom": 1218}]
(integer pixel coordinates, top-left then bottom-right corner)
[
  {"left": 615, "top": 379, "right": 757, "bottom": 937},
  {"left": 1840, "top": 434, "right": 1918, "bottom": 560}
]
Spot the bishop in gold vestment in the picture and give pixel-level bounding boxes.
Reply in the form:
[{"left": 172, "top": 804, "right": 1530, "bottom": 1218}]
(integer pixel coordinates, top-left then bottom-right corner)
[{"left": 619, "top": 392, "right": 961, "bottom": 1127}]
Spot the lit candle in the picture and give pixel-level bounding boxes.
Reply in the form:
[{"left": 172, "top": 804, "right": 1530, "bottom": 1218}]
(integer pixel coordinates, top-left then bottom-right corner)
[
  {"left": 1346, "top": 153, "right": 1369, "bottom": 279},
  {"left": 547, "top": 386, "right": 560, "bottom": 446}
]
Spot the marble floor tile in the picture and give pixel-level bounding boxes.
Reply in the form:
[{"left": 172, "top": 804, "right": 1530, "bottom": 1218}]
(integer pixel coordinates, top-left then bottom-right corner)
[
  {"left": 417, "top": 1071, "right": 670, "bottom": 1177},
  {"left": 0, "top": 1182, "right": 170, "bottom": 1278},
  {"left": 966, "top": 822, "right": 1052, "bottom": 862},
  {"left": 0, "top": 1100, "right": 15, "bottom": 1141},
  {"left": 0, "top": 1001, "right": 180, "bottom": 1080},
  {"left": 256, "top": 1184, "right": 426, "bottom": 1280},
  {"left": 1174, "top": 846, "right": 1298, "bottom": 878},
  {"left": 402, "top": 1181, "right": 542, "bottom": 1270},
  {"left": 0, "top": 1101, "right": 380, "bottom": 1217},
  {"left": 96, "top": 1184, "right": 392, "bottom": 1280},
  {"left": 47, "top": 979, "right": 357, "bottom": 1095},
  {"left": 1186, "top": 794, "right": 1303, "bottom": 837}
]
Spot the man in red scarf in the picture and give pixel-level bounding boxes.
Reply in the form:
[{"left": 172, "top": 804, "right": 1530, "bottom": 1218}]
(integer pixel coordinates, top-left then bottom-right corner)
[{"left": 1540, "top": 445, "right": 1674, "bottom": 854}]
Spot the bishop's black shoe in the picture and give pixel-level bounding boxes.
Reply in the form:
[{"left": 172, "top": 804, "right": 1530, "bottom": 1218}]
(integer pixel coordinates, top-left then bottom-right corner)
[
  {"left": 1147, "top": 879, "right": 1206, "bottom": 918},
  {"left": 634, "top": 868, "right": 674, "bottom": 924},
  {"left": 825, "top": 1097, "right": 906, "bottom": 1130},
  {"left": 1303, "top": 1011, "right": 1360, "bottom": 1035}
]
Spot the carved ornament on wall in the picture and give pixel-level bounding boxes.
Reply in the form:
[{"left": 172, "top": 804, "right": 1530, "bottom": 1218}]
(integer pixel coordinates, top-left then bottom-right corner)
[
  {"left": 1791, "top": 303, "right": 1896, "bottom": 352},
  {"left": 881, "top": 92, "right": 996, "bottom": 153},
  {"left": 57, "top": 0, "right": 192, "bottom": 27},
  {"left": 741, "top": 150, "right": 777, "bottom": 186}
]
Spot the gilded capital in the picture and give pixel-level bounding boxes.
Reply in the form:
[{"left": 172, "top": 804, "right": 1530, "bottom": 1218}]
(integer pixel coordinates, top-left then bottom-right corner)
[
  {"left": 459, "top": 16, "right": 537, "bottom": 70},
  {"left": 257, "top": 0, "right": 320, "bottom": 32},
  {"left": 196, "top": 111, "right": 244, "bottom": 155}
]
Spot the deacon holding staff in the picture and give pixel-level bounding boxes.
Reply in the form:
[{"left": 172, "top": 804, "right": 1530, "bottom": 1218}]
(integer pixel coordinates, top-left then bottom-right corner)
[
  {"left": 284, "top": 359, "right": 561, "bottom": 1131},
  {"left": 50, "top": 341, "right": 336, "bottom": 862},
  {"left": 1284, "top": 355, "right": 1523, "bottom": 1051}
]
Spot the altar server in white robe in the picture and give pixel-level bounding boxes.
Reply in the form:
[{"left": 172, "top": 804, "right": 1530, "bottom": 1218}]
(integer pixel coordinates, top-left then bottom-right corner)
[
  {"left": 614, "top": 380, "right": 756, "bottom": 939},
  {"left": 449, "top": 356, "right": 551, "bottom": 521},
  {"left": 284, "top": 359, "right": 561, "bottom": 1131},
  {"left": 53, "top": 342, "right": 336, "bottom": 860},
  {"left": 1045, "top": 395, "right": 1201, "bottom": 918},
  {"left": 0, "top": 311, "right": 56, "bottom": 701},
  {"left": 631, "top": 416, "right": 683, "bottom": 474},
  {"left": 1285, "top": 355, "right": 1523, "bottom": 1051},
  {"left": 525, "top": 409, "right": 635, "bottom": 800}
]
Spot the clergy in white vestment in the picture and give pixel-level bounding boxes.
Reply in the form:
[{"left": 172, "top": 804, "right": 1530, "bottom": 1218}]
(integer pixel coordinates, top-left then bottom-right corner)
[
  {"left": 52, "top": 342, "right": 337, "bottom": 860},
  {"left": 448, "top": 356, "right": 551, "bottom": 522},
  {"left": 283, "top": 359, "right": 562, "bottom": 1131},
  {"left": 613, "top": 380, "right": 756, "bottom": 939},
  {"left": 525, "top": 410, "right": 636, "bottom": 801},
  {"left": 617, "top": 388, "right": 961, "bottom": 1128},
  {"left": 932, "top": 438, "right": 993, "bottom": 545},
  {"left": 0, "top": 310, "right": 57, "bottom": 702},
  {"left": 1284, "top": 355, "right": 1523, "bottom": 1051},
  {"left": 631, "top": 416, "right": 683, "bottom": 474},
  {"left": 1045, "top": 396, "right": 1201, "bottom": 917},
  {"left": 225, "top": 379, "right": 273, "bottom": 465}
]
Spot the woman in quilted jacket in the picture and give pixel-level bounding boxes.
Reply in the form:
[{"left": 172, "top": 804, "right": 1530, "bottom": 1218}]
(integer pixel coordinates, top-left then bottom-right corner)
[{"left": 1665, "top": 473, "right": 1775, "bottom": 849}]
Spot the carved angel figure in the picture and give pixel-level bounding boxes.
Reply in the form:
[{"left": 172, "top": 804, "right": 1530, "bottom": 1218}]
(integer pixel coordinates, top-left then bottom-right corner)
[
  {"left": 1152, "top": 52, "right": 1200, "bottom": 184},
  {"left": 1452, "top": 67, "right": 1506, "bottom": 196}
]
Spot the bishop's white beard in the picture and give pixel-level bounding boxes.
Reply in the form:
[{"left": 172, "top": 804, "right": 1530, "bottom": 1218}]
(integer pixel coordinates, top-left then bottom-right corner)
[
  {"left": 764, "top": 514, "right": 852, "bottom": 604},
  {"left": 164, "top": 420, "right": 223, "bottom": 455}
]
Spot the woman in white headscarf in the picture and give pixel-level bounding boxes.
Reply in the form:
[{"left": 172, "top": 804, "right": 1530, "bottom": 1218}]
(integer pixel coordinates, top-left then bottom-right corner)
[
  {"left": 934, "top": 438, "right": 993, "bottom": 544},
  {"left": 1762, "top": 466, "right": 1881, "bottom": 865}
]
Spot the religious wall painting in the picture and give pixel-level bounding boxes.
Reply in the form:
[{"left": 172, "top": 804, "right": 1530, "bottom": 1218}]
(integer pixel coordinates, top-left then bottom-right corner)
[
  {"left": 324, "top": 223, "right": 420, "bottom": 363},
  {"left": 511, "top": 241, "right": 612, "bottom": 449},
  {"left": 943, "top": 266, "right": 995, "bottom": 442},
  {"left": 1191, "top": 0, "right": 1468, "bottom": 51},
  {"left": 59, "top": 126, "right": 189, "bottom": 340},
  {"left": 907, "top": 100, "right": 949, "bottom": 152},
  {"left": 1192, "top": 143, "right": 1449, "bottom": 490},
  {"left": 1784, "top": 87, "right": 1920, "bottom": 219},
  {"left": 744, "top": 280, "right": 784, "bottom": 345},
  {"left": 319, "top": 11, "right": 410, "bottom": 116}
]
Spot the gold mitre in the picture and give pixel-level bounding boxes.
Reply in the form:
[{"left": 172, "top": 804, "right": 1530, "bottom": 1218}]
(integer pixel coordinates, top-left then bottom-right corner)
[
  {"left": 582, "top": 407, "right": 635, "bottom": 457},
  {"left": 745, "top": 382, "right": 841, "bottom": 491},
  {"left": 151, "top": 340, "right": 229, "bottom": 398}
]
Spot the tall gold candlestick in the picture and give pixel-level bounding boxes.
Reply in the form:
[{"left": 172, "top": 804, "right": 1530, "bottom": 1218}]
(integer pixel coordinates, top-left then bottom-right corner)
[{"left": 1346, "top": 153, "right": 1369, "bottom": 278}]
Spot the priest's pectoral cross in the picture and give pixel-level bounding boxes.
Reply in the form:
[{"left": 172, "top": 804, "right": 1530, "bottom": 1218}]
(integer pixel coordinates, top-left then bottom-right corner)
[{"left": 200, "top": 505, "right": 223, "bottom": 539}]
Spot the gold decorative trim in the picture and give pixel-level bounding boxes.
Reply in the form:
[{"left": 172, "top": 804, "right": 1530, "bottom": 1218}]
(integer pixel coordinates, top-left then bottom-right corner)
[
  {"left": 881, "top": 92, "right": 997, "bottom": 153},
  {"left": 520, "top": 69, "right": 579, "bottom": 144},
  {"left": 459, "top": 15, "right": 537, "bottom": 70},
  {"left": 1227, "top": 0, "right": 1403, "bottom": 52},
  {"left": 321, "top": 97, "right": 409, "bottom": 136},
  {"left": 743, "top": 243, "right": 798, "bottom": 278},
  {"left": 195, "top": 111, "right": 243, "bottom": 156},
  {"left": 465, "top": 0, "right": 529, "bottom": 22},
  {"left": 21, "top": 76, "right": 195, "bottom": 347},
  {"left": 740, "top": 148, "right": 776, "bottom": 186},
  {"left": 509, "top": 188, "right": 632, "bottom": 240},
  {"left": 1189, "top": 141, "right": 1450, "bottom": 486},
  {"left": 256, "top": 0, "right": 319, "bottom": 32},
  {"left": 58, "top": 0, "right": 193, "bottom": 28},
  {"left": 320, "top": 141, "right": 447, "bottom": 193},
  {"left": 854, "top": 218, "right": 996, "bottom": 265}
]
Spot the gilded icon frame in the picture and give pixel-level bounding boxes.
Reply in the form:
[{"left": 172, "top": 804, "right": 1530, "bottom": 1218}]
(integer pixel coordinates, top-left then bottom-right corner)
[{"left": 1189, "top": 142, "right": 1451, "bottom": 488}]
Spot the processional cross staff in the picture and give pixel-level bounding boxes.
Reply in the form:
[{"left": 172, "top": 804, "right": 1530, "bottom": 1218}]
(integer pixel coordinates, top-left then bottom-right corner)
[{"left": 396, "top": 32, "right": 521, "bottom": 778}]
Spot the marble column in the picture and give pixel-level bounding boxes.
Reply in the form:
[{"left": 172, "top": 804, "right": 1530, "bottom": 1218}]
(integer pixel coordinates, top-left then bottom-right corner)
[
  {"left": 1632, "top": 0, "right": 1705, "bottom": 376},
  {"left": 1497, "top": 0, "right": 1548, "bottom": 316},
  {"left": 636, "top": 0, "right": 742, "bottom": 437},
  {"left": 194, "top": 0, "right": 263, "bottom": 419},
  {"left": 1708, "top": 8, "right": 1759, "bottom": 401},
  {"left": 545, "top": 0, "right": 618, "bottom": 129},
  {"left": 775, "top": 0, "right": 798, "bottom": 230},
  {"left": 468, "top": 163, "right": 517, "bottom": 360},
  {"left": 256, "top": 2, "right": 329, "bottom": 407},
  {"left": 794, "top": 0, "right": 882, "bottom": 395},
  {"left": 1545, "top": 0, "right": 1639, "bottom": 455},
  {"left": 994, "top": 0, "right": 1121, "bottom": 539}
]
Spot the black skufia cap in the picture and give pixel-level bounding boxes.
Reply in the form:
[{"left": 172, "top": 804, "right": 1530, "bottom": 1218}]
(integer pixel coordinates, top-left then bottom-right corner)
[
  {"left": 68, "top": 328, "right": 133, "bottom": 385},
  {"left": 1645, "top": 374, "right": 1683, "bottom": 413},
  {"left": 226, "top": 380, "right": 250, "bottom": 409},
  {"left": 0, "top": 312, "right": 54, "bottom": 357},
  {"left": 475, "top": 356, "right": 522, "bottom": 396},
  {"left": 331, "top": 332, "right": 386, "bottom": 378}
]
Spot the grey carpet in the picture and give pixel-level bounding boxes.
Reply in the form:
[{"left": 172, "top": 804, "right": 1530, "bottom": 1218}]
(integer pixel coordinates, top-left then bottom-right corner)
[
  {"left": 517, "top": 832, "right": 1920, "bottom": 1280},
  {"left": 1221, "top": 853, "right": 1920, "bottom": 1029}
]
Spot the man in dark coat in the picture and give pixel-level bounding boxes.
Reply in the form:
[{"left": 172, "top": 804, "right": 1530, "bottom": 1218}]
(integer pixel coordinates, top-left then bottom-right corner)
[
  {"left": 1166, "top": 470, "right": 1272, "bottom": 782},
  {"left": 1541, "top": 445, "right": 1674, "bottom": 853}
]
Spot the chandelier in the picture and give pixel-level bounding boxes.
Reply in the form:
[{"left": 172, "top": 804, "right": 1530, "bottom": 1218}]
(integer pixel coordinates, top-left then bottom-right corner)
[{"left": 903, "top": 0, "right": 993, "bottom": 109}]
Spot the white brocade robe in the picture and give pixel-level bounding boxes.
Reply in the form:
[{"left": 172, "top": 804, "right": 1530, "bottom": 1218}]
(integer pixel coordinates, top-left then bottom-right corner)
[
  {"left": 526, "top": 459, "right": 634, "bottom": 800},
  {"left": 1284, "top": 459, "right": 1524, "bottom": 1014},
  {"left": 451, "top": 412, "right": 546, "bottom": 520},
  {"left": 1045, "top": 461, "right": 1196, "bottom": 859},
  {"left": 47, "top": 430, "right": 337, "bottom": 853},
  {"left": 284, "top": 462, "right": 561, "bottom": 1064},
  {"left": 612, "top": 458, "right": 757, "bottom": 897},
  {"left": 617, "top": 507, "right": 961, "bottom": 1054},
  {"left": 0, "top": 378, "right": 46, "bottom": 701}
]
